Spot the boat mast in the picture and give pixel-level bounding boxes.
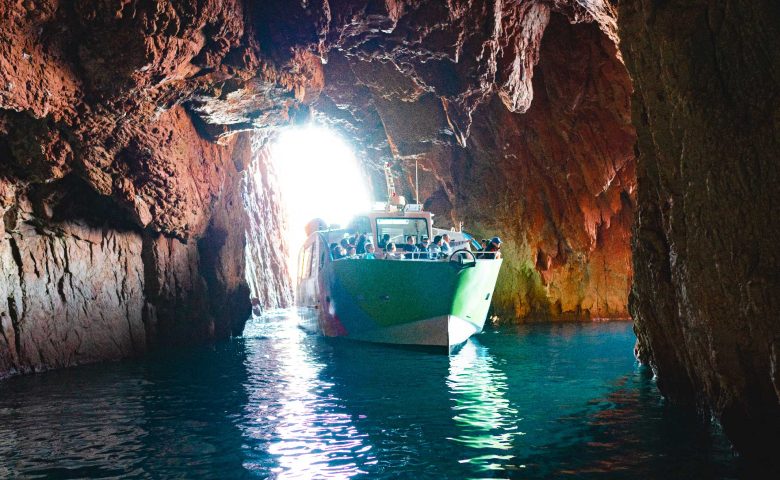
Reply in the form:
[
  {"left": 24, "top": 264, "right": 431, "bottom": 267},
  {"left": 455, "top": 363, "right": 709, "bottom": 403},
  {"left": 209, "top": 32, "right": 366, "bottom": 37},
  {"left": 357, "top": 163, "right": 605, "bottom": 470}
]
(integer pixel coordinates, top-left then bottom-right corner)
[
  {"left": 384, "top": 161, "right": 397, "bottom": 203},
  {"left": 415, "top": 159, "right": 419, "bottom": 204}
]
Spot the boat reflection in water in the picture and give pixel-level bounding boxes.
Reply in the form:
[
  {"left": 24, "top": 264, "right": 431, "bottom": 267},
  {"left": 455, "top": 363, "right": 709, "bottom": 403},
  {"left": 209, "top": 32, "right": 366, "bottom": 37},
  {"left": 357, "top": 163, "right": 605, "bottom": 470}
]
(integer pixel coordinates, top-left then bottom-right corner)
[
  {"left": 241, "top": 312, "right": 373, "bottom": 479},
  {"left": 447, "top": 339, "right": 524, "bottom": 473}
]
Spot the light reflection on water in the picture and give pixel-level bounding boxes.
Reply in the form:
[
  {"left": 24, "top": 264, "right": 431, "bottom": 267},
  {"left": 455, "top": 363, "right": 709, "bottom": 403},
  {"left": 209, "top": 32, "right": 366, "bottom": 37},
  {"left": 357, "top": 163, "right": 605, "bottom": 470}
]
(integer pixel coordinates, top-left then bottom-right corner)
[
  {"left": 447, "top": 340, "right": 522, "bottom": 472},
  {"left": 0, "top": 310, "right": 740, "bottom": 478},
  {"left": 241, "top": 315, "right": 372, "bottom": 478}
]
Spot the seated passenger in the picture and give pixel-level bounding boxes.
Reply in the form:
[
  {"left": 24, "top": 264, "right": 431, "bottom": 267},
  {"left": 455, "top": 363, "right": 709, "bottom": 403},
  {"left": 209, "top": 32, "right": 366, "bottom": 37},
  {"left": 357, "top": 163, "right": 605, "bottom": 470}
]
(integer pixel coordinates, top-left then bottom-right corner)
[
  {"left": 428, "top": 235, "right": 443, "bottom": 259},
  {"left": 402, "top": 235, "right": 418, "bottom": 259},
  {"left": 441, "top": 233, "right": 452, "bottom": 254},
  {"left": 384, "top": 242, "right": 401, "bottom": 259},
  {"left": 378, "top": 234, "right": 391, "bottom": 250},
  {"left": 346, "top": 246, "right": 358, "bottom": 258},
  {"left": 417, "top": 237, "right": 431, "bottom": 259},
  {"left": 332, "top": 244, "right": 346, "bottom": 260},
  {"left": 364, "top": 243, "right": 377, "bottom": 259},
  {"left": 485, "top": 236, "right": 502, "bottom": 259}
]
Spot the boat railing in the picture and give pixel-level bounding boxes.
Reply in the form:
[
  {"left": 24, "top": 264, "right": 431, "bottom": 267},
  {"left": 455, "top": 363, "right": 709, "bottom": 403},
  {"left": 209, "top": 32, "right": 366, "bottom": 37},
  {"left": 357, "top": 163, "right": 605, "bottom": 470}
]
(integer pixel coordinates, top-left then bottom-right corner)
[{"left": 331, "top": 250, "right": 501, "bottom": 261}]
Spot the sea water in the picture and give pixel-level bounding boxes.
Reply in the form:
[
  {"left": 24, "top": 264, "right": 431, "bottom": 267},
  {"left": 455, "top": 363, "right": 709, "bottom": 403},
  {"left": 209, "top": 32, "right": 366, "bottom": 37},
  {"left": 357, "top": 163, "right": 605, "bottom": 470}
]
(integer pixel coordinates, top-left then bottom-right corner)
[{"left": 0, "top": 311, "right": 738, "bottom": 479}]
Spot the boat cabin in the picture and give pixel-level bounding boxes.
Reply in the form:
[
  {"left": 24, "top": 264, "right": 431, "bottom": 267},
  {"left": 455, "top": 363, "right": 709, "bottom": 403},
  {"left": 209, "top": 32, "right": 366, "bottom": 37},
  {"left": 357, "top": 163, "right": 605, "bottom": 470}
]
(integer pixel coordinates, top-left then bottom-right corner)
[{"left": 347, "top": 209, "right": 432, "bottom": 247}]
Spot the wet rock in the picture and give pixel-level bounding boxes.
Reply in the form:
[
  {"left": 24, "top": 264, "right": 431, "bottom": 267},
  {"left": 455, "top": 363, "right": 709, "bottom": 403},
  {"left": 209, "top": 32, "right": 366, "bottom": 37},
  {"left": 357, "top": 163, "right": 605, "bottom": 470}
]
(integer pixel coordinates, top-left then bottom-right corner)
[{"left": 619, "top": 0, "right": 780, "bottom": 461}]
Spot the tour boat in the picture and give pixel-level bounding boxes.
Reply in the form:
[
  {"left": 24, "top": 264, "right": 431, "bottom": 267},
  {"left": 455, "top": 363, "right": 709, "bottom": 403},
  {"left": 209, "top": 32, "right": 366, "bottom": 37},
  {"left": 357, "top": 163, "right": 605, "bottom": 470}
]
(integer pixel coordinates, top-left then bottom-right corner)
[{"left": 295, "top": 204, "right": 503, "bottom": 351}]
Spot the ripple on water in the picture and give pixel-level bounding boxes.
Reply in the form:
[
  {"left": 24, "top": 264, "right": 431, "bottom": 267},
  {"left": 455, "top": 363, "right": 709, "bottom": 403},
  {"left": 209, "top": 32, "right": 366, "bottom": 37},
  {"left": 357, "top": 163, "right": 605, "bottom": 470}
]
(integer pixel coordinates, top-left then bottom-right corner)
[{"left": 0, "top": 311, "right": 739, "bottom": 479}]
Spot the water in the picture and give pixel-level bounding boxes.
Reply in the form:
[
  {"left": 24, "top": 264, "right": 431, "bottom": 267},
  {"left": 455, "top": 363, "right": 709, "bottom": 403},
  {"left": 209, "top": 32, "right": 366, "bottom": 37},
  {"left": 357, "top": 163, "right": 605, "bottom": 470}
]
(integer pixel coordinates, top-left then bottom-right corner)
[{"left": 0, "top": 312, "right": 739, "bottom": 479}]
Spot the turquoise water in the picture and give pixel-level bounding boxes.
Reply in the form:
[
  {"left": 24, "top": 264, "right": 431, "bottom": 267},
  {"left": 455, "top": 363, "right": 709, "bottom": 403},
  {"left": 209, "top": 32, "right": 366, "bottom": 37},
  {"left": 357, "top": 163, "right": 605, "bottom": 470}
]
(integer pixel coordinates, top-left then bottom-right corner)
[{"left": 0, "top": 312, "right": 738, "bottom": 479}]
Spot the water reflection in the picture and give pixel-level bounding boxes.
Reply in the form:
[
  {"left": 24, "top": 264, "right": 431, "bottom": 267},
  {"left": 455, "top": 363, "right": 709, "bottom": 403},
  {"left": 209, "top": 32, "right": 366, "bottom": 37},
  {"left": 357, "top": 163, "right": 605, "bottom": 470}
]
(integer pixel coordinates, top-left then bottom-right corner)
[
  {"left": 447, "top": 340, "right": 523, "bottom": 473},
  {"left": 241, "top": 312, "right": 373, "bottom": 479},
  {"left": 0, "top": 315, "right": 741, "bottom": 479}
]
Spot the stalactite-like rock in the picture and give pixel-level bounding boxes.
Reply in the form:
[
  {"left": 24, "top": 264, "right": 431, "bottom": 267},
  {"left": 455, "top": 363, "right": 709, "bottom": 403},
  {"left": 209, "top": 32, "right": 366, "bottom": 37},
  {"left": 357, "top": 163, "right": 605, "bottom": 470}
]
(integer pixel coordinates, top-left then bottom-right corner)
[{"left": 315, "top": 12, "right": 635, "bottom": 319}]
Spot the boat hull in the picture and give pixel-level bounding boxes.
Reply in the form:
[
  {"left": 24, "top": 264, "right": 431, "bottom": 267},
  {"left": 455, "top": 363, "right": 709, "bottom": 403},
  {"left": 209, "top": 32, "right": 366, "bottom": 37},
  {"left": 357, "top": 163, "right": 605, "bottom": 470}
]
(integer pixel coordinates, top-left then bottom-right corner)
[{"left": 300, "top": 258, "right": 502, "bottom": 349}]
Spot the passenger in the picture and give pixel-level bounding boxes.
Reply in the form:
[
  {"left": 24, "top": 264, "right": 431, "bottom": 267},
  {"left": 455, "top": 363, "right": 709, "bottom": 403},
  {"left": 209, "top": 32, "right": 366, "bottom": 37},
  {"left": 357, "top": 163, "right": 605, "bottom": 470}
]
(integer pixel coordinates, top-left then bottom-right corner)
[
  {"left": 340, "top": 238, "right": 350, "bottom": 251},
  {"left": 485, "top": 236, "right": 502, "bottom": 259},
  {"left": 364, "top": 243, "right": 377, "bottom": 259},
  {"left": 402, "top": 235, "right": 418, "bottom": 259},
  {"left": 441, "top": 233, "right": 452, "bottom": 254},
  {"left": 481, "top": 239, "right": 488, "bottom": 251},
  {"left": 346, "top": 246, "right": 358, "bottom": 258},
  {"left": 332, "top": 244, "right": 346, "bottom": 260},
  {"left": 428, "top": 235, "right": 443, "bottom": 259},
  {"left": 378, "top": 234, "right": 391, "bottom": 250},
  {"left": 417, "top": 237, "right": 431, "bottom": 259},
  {"left": 356, "top": 234, "right": 368, "bottom": 254},
  {"left": 384, "top": 242, "right": 401, "bottom": 259}
]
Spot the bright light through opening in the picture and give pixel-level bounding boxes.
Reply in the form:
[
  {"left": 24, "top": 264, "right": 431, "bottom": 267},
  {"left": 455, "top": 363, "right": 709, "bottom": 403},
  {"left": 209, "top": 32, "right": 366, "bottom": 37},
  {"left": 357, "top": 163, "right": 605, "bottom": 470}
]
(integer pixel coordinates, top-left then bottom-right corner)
[{"left": 270, "top": 125, "right": 371, "bottom": 277}]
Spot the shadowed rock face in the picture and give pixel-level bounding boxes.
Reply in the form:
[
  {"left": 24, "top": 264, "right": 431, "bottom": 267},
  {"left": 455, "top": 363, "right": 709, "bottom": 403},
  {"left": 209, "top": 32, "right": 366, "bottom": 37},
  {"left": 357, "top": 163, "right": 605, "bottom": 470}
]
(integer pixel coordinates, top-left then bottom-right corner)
[
  {"left": 1, "top": 0, "right": 777, "bottom": 461},
  {"left": 619, "top": 0, "right": 780, "bottom": 461}
]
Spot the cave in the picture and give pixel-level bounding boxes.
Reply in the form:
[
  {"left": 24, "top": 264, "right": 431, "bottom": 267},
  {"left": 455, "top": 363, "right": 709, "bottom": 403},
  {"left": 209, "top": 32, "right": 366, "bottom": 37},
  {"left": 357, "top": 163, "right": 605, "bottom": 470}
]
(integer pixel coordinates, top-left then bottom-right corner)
[{"left": 1, "top": 0, "right": 778, "bottom": 474}]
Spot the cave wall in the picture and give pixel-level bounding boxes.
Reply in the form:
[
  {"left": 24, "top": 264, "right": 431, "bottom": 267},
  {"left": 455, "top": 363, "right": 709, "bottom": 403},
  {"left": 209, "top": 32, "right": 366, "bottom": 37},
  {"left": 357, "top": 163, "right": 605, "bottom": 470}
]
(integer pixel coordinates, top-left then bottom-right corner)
[
  {"left": 0, "top": 195, "right": 147, "bottom": 376},
  {"left": 618, "top": 0, "right": 780, "bottom": 460},
  {"left": 243, "top": 138, "right": 293, "bottom": 312},
  {"left": 0, "top": 1, "right": 301, "bottom": 377},
  {"left": 313, "top": 7, "right": 635, "bottom": 320},
  {"left": 1, "top": 0, "right": 777, "bottom": 461},
  {"left": 1, "top": 0, "right": 632, "bottom": 379},
  {"left": 438, "top": 16, "right": 634, "bottom": 320}
]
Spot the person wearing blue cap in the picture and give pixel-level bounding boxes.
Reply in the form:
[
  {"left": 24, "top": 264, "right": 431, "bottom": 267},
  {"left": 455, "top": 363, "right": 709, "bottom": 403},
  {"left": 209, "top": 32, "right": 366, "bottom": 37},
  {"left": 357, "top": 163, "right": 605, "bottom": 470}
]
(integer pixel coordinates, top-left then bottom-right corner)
[{"left": 485, "top": 236, "right": 502, "bottom": 259}]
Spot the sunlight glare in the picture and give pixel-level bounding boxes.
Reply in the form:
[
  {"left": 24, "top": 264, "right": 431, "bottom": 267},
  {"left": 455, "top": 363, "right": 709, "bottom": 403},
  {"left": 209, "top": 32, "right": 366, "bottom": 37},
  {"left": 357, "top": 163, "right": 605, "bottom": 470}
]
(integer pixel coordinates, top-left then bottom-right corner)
[{"left": 270, "top": 126, "right": 371, "bottom": 275}]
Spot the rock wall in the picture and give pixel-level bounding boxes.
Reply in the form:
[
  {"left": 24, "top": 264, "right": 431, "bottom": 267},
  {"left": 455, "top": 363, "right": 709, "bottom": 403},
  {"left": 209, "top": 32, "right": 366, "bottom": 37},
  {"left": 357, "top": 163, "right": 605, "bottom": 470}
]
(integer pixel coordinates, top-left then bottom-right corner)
[
  {"left": 0, "top": 129, "right": 269, "bottom": 377},
  {"left": 243, "top": 138, "right": 293, "bottom": 312},
  {"left": 0, "top": 0, "right": 303, "bottom": 377},
  {"left": 0, "top": 196, "right": 147, "bottom": 376},
  {"left": 313, "top": 7, "right": 635, "bottom": 320},
  {"left": 619, "top": 0, "right": 780, "bottom": 461}
]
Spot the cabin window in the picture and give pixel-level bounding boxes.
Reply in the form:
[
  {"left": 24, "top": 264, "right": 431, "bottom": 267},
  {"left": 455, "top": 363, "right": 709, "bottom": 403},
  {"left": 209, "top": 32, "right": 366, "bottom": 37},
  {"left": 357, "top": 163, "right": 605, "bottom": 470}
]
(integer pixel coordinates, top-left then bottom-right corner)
[{"left": 375, "top": 218, "right": 429, "bottom": 245}]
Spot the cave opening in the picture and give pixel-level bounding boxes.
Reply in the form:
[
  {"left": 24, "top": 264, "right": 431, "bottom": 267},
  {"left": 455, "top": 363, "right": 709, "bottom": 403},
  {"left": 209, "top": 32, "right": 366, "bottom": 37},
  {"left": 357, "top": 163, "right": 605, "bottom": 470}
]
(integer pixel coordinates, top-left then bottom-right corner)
[{"left": 268, "top": 125, "right": 372, "bottom": 278}]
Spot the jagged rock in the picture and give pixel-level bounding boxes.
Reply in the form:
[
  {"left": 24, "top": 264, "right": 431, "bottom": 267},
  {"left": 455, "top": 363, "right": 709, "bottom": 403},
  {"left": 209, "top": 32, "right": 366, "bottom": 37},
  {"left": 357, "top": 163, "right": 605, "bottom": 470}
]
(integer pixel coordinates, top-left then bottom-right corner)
[
  {"left": 314, "top": 12, "right": 635, "bottom": 319},
  {"left": 0, "top": 199, "right": 147, "bottom": 376}
]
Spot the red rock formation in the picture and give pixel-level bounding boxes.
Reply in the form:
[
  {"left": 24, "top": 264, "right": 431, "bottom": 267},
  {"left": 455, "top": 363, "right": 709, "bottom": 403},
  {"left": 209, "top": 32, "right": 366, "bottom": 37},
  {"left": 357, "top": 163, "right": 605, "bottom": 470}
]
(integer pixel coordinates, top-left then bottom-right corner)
[
  {"left": 314, "top": 9, "right": 635, "bottom": 320},
  {"left": 619, "top": 0, "right": 780, "bottom": 462},
  {"left": 2, "top": 1, "right": 631, "bottom": 377},
  {"left": 243, "top": 137, "right": 294, "bottom": 312},
  {"left": 0, "top": 0, "right": 298, "bottom": 376},
  {"left": 2, "top": 0, "right": 777, "bottom": 462}
]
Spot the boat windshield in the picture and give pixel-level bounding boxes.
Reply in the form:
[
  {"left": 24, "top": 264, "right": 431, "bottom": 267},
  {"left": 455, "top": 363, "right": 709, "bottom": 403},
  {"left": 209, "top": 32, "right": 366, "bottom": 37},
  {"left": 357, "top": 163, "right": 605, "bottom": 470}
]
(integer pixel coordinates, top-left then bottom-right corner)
[{"left": 375, "top": 217, "right": 429, "bottom": 244}]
